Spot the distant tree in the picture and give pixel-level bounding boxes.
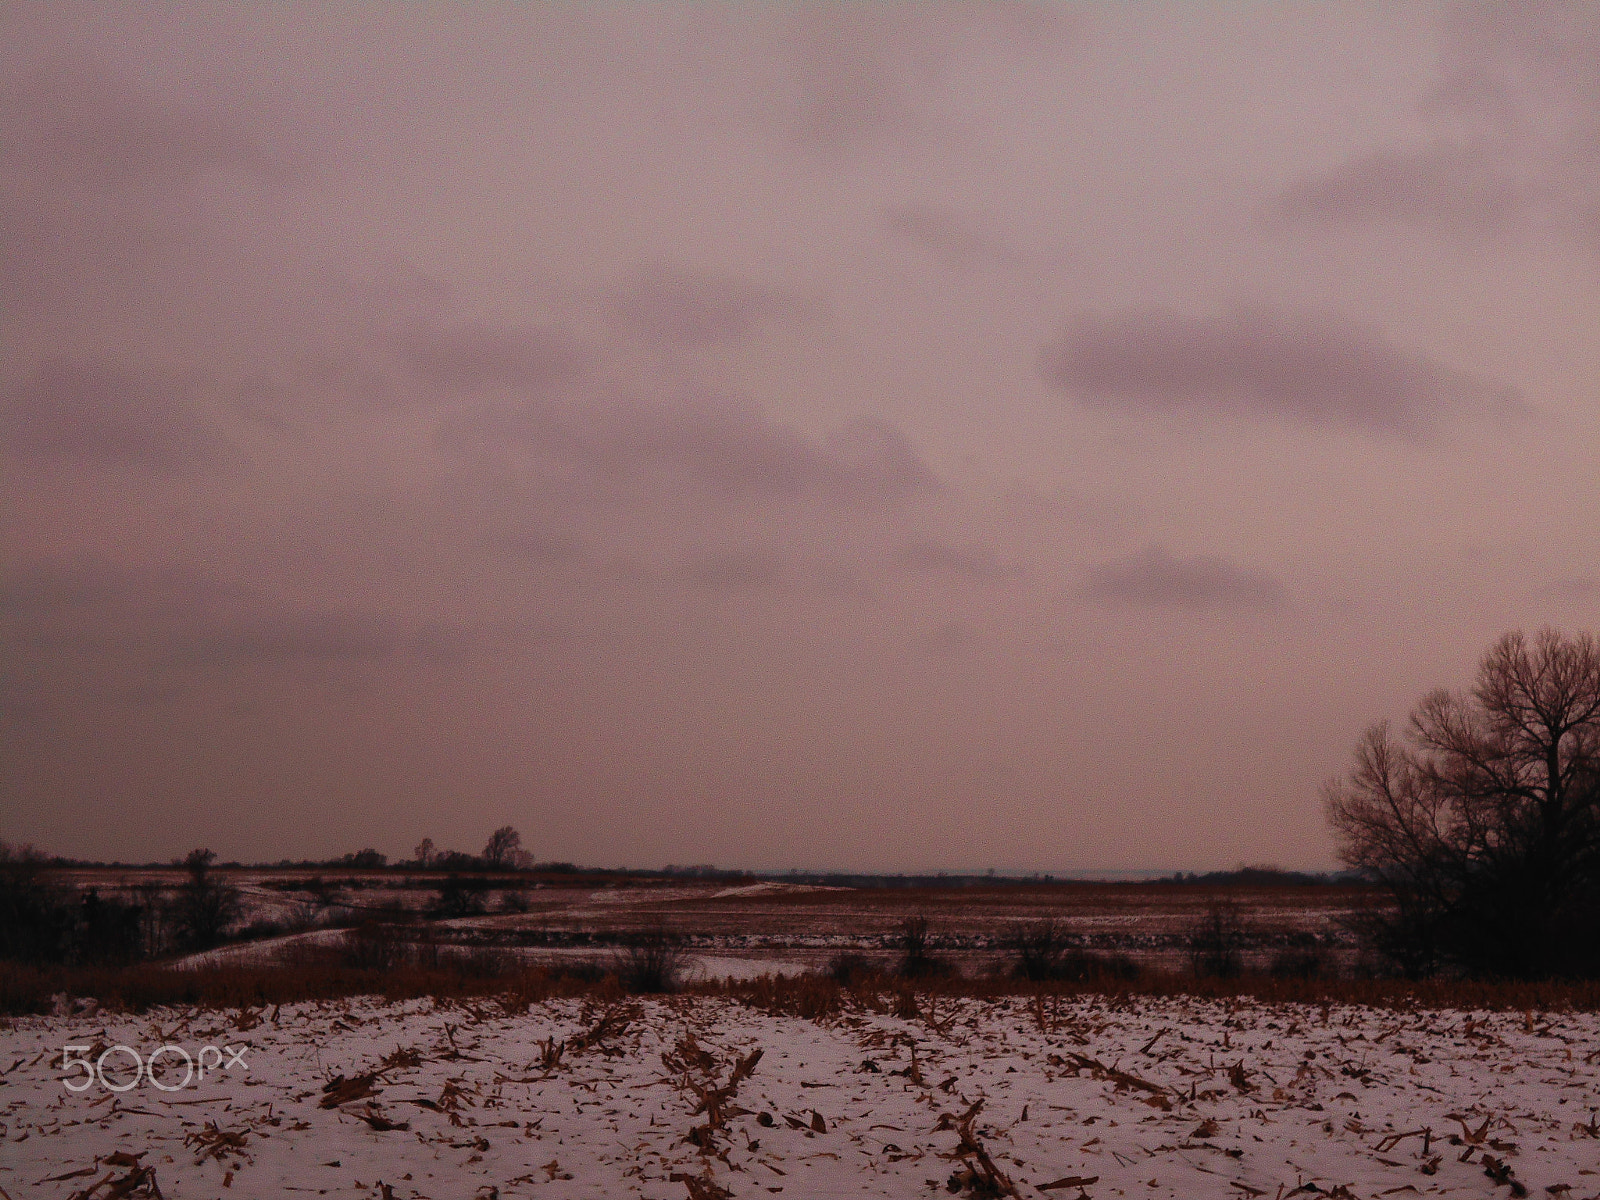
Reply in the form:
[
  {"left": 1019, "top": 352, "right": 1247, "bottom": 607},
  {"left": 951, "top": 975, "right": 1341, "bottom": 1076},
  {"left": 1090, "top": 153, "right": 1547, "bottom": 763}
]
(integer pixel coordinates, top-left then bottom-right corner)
[
  {"left": 175, "top": 849, "right": 242, "bottom": 951},
  {"left": 483, "top": 825, "right": 522, "bottom": 870},
  {"left": 414, "top": 837, "right": 435, "bottom": 868},
  {"left": 1007, "top": 919, "right": 1072, "bottom": 981},
  {"left": 0, "top": 842, "right": 74, "bottom": 963},
  {"left": 134, "top": 880, "right": 173, "bottom": 958},
  {"left": 1187, "top": 899, "right": 1248, "bottom": 979},
  {"left": 897, "top": 914, "right": 954, "bottom": 979},
  {"left": 508, "top": 847, "right": 536, "bottom": 870},
  {"left": 76, "top": 888, "right": 143, "bottom": 965},
  {"left": 434, "top": 873, "right": 489, "bottom": 918},
  {"left": 341, "top": 848, "right": 387, "bottom": 868},
  {"left": 1326, "top": 629, "right": 1600, "bottom": 979}
]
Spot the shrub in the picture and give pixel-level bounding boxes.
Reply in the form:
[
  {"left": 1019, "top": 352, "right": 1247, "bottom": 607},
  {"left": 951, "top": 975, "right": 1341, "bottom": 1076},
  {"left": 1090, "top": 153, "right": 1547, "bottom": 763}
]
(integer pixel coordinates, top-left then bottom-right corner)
[
  {"left": 1188, "top": 899, "right": 1248, "bottom": 979},
  {"left": 897, "top": 915, "right": 956, "bottom": 980},
  {"left": 434, "top": 874, "right": 490, "bottom": 918},
  {"left": 612, "top": 929, "right": 688, "bottom": 993},
  {"left": 1007, "top": 919, "right": 1071, "bottom": 982},
  {"left": 827, "top": 952, "right": 875, "bottom": 985},
  {"left": 1269, "top": 935, "right": 1332, "bottom": 980},
  {"left": 339, "top": 922, "right": 409, "bottom": 971}
]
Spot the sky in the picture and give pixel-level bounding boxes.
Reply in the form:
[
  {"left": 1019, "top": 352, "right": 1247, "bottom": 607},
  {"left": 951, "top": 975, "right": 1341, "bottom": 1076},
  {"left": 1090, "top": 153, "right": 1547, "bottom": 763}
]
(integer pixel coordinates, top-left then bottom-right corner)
[{"left": 3, "top": 3, "right": 1598, "bottom": 873}]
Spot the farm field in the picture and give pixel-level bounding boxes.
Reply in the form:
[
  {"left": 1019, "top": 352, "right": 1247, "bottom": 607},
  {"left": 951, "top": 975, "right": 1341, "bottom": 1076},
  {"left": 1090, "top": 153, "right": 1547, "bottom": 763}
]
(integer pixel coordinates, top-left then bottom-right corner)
[
  {"left": 53, "top": 868, "right": 1379, "bottom": 978},
  {"left": 4, "top": 989, "right": 1598, "bottom": 1199}
]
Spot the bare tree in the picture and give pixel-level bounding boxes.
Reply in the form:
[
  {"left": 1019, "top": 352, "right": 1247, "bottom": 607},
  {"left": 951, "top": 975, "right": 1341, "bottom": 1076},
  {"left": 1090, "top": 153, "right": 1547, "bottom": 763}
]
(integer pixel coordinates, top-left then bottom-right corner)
[
  {"left": 1187, "top": 899, "right": 1248, "bottom": 979},
  {"left": 413, "top": 837, "right": 435, "bottom": 868},
  {"left": 175, "top": 849, "right": 243, "bottom": 951},
  {"left": 1325, "top": 628, "right": 1600, "bottom": 979},
  {"left": 482, "top": 825, "right": 522, "bottom": 870}
]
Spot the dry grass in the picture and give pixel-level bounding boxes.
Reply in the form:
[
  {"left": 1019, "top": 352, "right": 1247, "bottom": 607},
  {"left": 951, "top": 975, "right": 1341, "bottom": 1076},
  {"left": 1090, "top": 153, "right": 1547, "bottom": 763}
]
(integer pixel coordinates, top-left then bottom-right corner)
[
  {"left": 0, "top": 960, "right": 610, "bottom": 1015},
  {"left": 710, "top": 968, "right": 1600, "bottom": 1015},
  {"left": 7, "top": 957, "right": 1600, "bottom": 1017}
]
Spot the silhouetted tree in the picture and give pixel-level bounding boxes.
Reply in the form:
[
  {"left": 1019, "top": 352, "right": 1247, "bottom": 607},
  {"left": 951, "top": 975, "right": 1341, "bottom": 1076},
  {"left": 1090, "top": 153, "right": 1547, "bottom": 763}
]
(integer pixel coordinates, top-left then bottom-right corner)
[
  {"left": 482, "top": 825, "right": 522, "bottom": 870},
  {"left": 434, "top": 873, "right": 489, "bottom": 918},
  {"left": 1187, "top": 899, "right": 1248, "bottom": 979},
  {"left": 413, "top": 837, "right": 435, "bottom": 868},
  {"left": 176, "top": 849, "right": 242, "bottom": 951},
  {"left": 1326, "top": 629, "right": 1600, "bottom": 979},
  {"left": 0, "top": 842, "right": 74, "bottom": 963}
]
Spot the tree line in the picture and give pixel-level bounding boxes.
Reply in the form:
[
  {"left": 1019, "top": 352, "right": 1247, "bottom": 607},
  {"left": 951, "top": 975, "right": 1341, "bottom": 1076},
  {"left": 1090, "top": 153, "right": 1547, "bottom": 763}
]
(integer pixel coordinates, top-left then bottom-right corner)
[{"left": 0, "top": 847, "right": 243, "bottom": 965}]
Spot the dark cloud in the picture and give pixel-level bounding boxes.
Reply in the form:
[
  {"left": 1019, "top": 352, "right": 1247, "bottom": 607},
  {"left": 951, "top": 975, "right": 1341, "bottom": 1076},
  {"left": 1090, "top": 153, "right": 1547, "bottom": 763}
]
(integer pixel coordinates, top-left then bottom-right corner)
[
  {"left": 1040, "top": 307, "right": 1518, "bottom": 438},
  {"left": 1, "top": 558, "right": 401, "bottom": 667},
  {"left": 442, "top": 396, "right": 939, "bottom": 507},
  {"left": 388, "top": 323, "right": 592, "bottom": 395},
  {"left": 1274, "top": 143, "right": 1527, "bottom": 234},
  {"left": 0, "top": 52, "right": 319, "bottom": 308},
  {"left": 1082, "top": 545, "right": 1290, "bottom": 611},
  {"left": 410, "top": 618, "right": 560, "bottom": 663},
  {"left": 891, "top": 540, "right": 1010, "bottom": 582},
  {"left": 1273, "top": 3, "right": 1600, "bottom": 253},
  {"left": 912, "top": 619, "right": 978, "bottom": 655},
  {"left": 490, "top": 529, "right": 587, "bottom": 565},
  {"left": 3, "top": 358, "right": 227, "bottom": 470},
  {"left": 1536, "top": 577, "right": 1600, "bottom": 601},
  {"left": 0, "top": 559, "right": 129, "bottom": 616},
  {"left": 782, "top": 3, "right": 1077, "bottom": 150},
  {"left": 882, "top": 204, "right": 1031, "bottom": 272},
  {"left": 0, "top": 560, "right": 251, "bottom": 619},
  {"left": 605, "top": 266, "right": 822, "bottom": 347},
  {"left": 1, "top": 55, "right": 299, "bottom": 190},
  {"left": 679, "top": 548, "right": 788, "bottom": 593},
  {"left": 179, "top": 613, "right": 402, "bottom": 665}
]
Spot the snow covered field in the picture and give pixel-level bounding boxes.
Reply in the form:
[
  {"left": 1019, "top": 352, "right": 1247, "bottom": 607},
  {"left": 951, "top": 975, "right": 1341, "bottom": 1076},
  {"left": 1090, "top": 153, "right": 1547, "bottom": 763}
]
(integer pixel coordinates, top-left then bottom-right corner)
[{"left": 4, "top": 992, "right": 1598, "bottom": 1199}]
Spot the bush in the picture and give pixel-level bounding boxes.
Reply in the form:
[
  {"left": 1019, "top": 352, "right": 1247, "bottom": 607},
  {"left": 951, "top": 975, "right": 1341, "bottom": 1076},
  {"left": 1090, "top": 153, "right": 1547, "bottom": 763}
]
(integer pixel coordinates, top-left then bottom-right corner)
[
  {"left": 827, "top": 952, "right": 875, "bottom": 985},
  {"left": 1007, "top": 919, "right": 1073, "bottom": 982},
  {"left": 434, "top": 874, "right": 490, "bottom": 918},
  {"left": 1188, "top": 899, "right": 1248, "bottom": 979},
  {"left": 1059, "top": 951, "right": 1142, "bottom": 983},
  {"left": 1269, "top": 935, "right": 1331, "bottom": 980},
  {"left": 339, "top": 922, "right": 410, "bottom": 970},
  {"left": 611, "top": 930, "right": 688, "bottom": 993},
  {"left": 897, "top": 915, "right": 956, "bottom": 980}
]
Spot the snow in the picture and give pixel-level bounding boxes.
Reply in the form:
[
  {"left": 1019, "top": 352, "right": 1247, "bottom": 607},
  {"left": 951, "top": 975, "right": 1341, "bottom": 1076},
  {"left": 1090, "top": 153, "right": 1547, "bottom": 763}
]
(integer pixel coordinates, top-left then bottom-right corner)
[
  {"left": 708, "top": 883, "right": 850, "bottom": 899},
  {"left": 4, "top": 992, "right": 1598, "bottom": 1198}
]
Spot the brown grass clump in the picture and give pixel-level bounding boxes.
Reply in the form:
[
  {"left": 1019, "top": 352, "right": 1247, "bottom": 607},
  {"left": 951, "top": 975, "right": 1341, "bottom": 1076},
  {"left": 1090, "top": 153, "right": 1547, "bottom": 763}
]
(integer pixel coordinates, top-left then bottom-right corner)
[
  {"left": 8, "top": 957, "right": 1600, "bottom": 1016},
  {"left": 941, "top": 1099, "right": 1018, "bottom": 1197},
  {"left": 0, "top": 959, "right": 607, "bottom": 1015},
  {"left": 733, "top": 973, "right": 842, "bottom": 1021}
]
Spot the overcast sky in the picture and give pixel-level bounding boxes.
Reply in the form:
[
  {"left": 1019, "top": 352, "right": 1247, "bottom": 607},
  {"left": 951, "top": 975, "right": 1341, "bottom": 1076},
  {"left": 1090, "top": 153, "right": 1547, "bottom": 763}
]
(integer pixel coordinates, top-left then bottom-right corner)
[{"left": 3, "top": 2, "right": 1598, "bottom": 872}]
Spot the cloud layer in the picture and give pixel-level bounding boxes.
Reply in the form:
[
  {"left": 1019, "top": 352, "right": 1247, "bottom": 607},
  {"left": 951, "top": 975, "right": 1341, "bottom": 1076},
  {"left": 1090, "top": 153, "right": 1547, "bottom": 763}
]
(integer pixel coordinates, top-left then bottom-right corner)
[
  {"left": 3, "top": 6, "right": 1596, "bottom": 874},
  {"left": 1082, "top": 545, "right": 1290, "bottom": 612},
  {"left": 1040, "top": 308, "right": 1517, "bottom": 438}
]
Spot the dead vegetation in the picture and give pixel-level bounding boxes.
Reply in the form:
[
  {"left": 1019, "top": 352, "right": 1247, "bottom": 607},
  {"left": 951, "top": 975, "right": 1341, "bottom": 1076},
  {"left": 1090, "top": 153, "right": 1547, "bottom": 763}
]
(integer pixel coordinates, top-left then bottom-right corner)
[
  {"left": 10, "top": 947, "right": 1600, "bottom": 1020},
  {"left": 8, "top": 982, "right": 1597, "bottom": 1200},
  {"left": 662, "top": 1032, "right": 764, "bottom": 1155},
  {"left": 940, "top": 1100, "right": 1018, "bottom": 1197},
  {"left": 60, "top": 1155, "right": 164, "bottom": 1200}
]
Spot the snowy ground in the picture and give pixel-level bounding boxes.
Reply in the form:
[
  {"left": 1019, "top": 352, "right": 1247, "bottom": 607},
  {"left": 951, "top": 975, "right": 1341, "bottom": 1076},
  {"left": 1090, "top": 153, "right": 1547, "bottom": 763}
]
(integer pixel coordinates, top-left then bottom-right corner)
[{"left": 4, "top": 992, "right": 1598, "bottom": 1199}]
